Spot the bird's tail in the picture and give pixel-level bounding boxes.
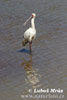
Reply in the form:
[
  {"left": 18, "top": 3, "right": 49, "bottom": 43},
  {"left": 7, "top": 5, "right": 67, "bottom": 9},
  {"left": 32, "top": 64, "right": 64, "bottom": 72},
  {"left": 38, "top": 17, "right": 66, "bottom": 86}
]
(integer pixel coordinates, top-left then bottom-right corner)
[{"left": 22, "top": 39, "right": 28, "bottom": 46}]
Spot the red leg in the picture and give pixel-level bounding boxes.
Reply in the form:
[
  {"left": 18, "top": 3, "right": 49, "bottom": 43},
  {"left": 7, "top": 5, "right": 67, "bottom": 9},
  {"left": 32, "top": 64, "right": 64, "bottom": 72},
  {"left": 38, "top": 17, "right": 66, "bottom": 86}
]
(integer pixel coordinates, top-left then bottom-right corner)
[{"left": 29, "top": 41, "right": 32, "bottom": 53}]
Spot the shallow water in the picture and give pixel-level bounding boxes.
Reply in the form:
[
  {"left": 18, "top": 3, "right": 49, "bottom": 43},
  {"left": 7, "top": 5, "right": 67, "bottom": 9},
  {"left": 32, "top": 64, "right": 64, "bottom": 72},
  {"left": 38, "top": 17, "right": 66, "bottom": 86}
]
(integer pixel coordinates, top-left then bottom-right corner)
[{"left": 0, "top": 0, "right": 67, "bottom": 100}]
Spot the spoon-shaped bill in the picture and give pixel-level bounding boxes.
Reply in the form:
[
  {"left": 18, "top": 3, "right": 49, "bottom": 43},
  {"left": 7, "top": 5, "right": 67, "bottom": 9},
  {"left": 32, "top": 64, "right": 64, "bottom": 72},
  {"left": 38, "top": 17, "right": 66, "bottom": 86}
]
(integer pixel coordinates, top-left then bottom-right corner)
[{"left": 23, "top": 16, "right": 32, "bottom": 26}]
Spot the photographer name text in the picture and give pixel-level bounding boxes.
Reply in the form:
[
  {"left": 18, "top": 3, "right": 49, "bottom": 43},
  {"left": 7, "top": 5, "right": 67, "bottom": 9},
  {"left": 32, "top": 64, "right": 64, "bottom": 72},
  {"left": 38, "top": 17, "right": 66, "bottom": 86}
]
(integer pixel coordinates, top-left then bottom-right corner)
[{"left": 29, "top": 88, "right": 63, "bottom": 94}]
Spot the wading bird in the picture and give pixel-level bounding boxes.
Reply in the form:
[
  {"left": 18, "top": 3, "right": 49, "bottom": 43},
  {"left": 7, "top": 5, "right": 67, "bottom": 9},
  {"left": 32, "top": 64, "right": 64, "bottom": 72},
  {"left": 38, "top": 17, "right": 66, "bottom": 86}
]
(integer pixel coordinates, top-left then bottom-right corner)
[{"left": 22, "top": 13, "right": 36, "bottom": 53}]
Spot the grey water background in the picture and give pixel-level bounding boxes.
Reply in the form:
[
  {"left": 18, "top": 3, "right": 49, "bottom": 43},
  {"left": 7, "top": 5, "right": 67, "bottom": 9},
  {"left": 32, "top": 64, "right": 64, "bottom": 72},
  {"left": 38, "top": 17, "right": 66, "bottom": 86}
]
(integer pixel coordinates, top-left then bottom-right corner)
[{"left": 0, "top": 0, "right": 67, "bottom": 100}]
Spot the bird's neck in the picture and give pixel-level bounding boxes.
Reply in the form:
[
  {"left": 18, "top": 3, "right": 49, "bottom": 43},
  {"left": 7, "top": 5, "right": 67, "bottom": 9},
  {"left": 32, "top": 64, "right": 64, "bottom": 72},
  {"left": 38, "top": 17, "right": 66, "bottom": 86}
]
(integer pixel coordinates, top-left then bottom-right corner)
[{"left": 31, "top": 18, "right": 35, "bottom": 29}]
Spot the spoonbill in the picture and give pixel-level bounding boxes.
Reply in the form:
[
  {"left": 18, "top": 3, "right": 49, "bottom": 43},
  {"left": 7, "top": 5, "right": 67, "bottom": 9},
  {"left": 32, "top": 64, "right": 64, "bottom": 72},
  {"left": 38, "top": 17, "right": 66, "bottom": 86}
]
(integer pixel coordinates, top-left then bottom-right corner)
[{"left": 22, "top": 13, "right": 36, "bottom": 53}]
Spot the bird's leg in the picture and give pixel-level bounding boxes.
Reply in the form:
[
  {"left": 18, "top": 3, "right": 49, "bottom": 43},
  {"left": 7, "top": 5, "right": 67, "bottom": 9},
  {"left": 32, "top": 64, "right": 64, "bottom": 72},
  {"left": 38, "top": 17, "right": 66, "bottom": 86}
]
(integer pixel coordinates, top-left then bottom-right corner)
[{"left": 29, "top": 41, "right": 32, "bottom": 53}]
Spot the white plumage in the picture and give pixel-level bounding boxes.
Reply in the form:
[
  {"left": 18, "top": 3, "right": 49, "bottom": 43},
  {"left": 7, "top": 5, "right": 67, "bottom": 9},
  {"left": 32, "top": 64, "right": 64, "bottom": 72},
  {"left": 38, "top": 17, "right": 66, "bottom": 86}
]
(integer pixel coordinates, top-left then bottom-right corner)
[
  {"left": 24, "top": 27, "right": 36, "bottom": 42},
  {"left": 22, "top": 13, "right": 36, "bottom": 52}
]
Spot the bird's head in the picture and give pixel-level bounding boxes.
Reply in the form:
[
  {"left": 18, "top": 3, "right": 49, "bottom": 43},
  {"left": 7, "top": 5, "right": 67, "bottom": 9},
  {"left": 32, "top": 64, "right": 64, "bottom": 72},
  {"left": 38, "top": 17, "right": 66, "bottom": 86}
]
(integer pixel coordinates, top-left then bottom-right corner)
[
  {"left": 32, "top": 13, "right": 36, "bottom": 18},
  {"left": 23, "top": 13, "right": 36, "bottom": 26}
]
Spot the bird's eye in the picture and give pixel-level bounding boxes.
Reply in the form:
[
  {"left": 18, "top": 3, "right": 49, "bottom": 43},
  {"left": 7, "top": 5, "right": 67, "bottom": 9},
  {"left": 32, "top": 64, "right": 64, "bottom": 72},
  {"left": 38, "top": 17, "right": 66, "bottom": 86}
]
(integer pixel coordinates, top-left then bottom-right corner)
[{"left": 32, "top": 14, "right": 34, "bottom": 18}]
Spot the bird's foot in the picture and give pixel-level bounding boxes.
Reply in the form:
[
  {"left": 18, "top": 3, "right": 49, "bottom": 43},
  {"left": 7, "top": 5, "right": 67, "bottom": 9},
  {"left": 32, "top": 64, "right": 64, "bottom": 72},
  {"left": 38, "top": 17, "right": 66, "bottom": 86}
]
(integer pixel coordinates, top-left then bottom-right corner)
[{"left": 29, "top": 49, "right": 32, "bottom": 54}]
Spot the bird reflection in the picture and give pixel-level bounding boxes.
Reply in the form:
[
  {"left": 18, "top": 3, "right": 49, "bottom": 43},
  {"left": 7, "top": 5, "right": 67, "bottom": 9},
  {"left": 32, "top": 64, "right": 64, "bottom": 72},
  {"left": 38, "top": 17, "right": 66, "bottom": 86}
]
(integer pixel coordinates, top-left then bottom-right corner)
[{"left": 21, "top": 55, "right": 41, "bottom": 88}]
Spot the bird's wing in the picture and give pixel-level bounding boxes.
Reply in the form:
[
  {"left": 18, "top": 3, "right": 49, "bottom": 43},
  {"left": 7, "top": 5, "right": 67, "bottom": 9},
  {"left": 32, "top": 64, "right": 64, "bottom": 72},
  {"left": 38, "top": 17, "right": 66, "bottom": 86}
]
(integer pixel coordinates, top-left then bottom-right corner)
[{"left": 24, "top": 28, "right": 33, "bottom": 39}]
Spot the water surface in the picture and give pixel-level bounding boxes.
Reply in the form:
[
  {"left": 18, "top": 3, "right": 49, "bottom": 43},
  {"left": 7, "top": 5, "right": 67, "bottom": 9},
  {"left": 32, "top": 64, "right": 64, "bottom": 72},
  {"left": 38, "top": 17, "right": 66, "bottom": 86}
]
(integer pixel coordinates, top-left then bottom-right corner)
[{"left": 0, "top": 0, "right": 67, "bottom": 100}]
